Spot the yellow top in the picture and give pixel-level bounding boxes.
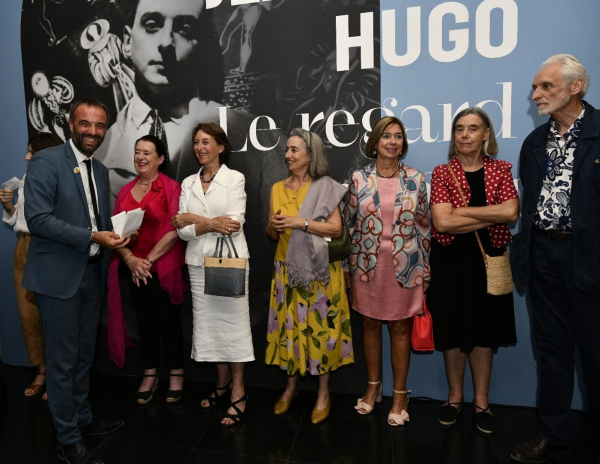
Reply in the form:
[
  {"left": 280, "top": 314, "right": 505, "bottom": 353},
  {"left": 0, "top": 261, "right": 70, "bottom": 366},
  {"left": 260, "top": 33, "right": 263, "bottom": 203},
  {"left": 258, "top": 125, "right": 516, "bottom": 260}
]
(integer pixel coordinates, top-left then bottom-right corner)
[{"left": 271, "top": 179, "right": 312, "bottom": 261}]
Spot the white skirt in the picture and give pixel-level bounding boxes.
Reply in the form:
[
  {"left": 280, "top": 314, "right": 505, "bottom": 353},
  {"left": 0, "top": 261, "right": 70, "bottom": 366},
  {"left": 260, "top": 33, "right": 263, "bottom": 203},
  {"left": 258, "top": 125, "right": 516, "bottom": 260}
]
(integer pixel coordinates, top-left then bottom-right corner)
[{"left": 188, "top": 263, "right": 255, "bottom": 362}]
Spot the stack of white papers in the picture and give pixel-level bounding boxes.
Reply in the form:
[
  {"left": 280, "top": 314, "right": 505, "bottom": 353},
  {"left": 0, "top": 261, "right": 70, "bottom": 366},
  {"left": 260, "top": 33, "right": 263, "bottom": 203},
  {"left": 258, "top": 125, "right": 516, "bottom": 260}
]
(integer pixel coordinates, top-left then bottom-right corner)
[
  {"left": 112, "top": 208, "right": 145, "bottom": 238},
  {"left": 2, "top": 177, "right": 22, "bottom": 190}
]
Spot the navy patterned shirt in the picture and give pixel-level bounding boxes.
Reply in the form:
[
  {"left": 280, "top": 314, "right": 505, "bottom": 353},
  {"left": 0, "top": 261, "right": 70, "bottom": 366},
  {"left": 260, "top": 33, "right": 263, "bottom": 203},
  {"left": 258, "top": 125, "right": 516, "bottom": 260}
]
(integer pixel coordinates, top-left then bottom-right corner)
[{"left": 534, "top": 103, "right": 586, "bottom": 231}]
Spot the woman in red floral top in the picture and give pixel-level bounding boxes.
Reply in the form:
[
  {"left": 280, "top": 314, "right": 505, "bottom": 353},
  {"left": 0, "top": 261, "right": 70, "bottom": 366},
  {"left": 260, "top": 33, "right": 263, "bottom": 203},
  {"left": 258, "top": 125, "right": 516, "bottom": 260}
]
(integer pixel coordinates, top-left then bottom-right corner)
[{"left": 428, "top": 107, "right": 519, "bottom": 435}]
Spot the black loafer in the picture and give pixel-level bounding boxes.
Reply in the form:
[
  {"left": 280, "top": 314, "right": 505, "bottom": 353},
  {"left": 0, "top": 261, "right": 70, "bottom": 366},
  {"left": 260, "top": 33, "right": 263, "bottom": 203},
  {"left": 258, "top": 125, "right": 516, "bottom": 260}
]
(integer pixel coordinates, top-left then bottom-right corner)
[
  {"left": 510, "top": 437, "right": 569, "bottom": 463},
  {"left": 438, "top": 402, "right": 463, "bottom": 426},
  {"left": 57, "top": 439, "right": 104, "bottom": 464},
  {"left": 82, "top": 417, "right": 124, "bottom": 437}
]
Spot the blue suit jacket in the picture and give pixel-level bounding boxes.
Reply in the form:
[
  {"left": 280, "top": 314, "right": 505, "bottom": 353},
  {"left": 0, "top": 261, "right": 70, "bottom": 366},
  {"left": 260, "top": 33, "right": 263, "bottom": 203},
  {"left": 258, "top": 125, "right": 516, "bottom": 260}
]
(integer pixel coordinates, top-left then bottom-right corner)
[
  {"left": 512, "top": 102, "right": 600, "bottom": 292},
  {"left": 22, "top": 142, "right": 111, "bottom": 298}
]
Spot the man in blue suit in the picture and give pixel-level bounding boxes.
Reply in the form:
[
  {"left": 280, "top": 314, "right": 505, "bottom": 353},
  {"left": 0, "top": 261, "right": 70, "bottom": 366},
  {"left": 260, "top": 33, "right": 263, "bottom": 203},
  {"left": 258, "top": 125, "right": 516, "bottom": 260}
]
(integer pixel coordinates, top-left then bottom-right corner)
[
  {"left": 23, "top": 98, "right": 129, "bottom": 464},
  {"left": 511, "top": 55, "right": 600, "bottom": 463}
]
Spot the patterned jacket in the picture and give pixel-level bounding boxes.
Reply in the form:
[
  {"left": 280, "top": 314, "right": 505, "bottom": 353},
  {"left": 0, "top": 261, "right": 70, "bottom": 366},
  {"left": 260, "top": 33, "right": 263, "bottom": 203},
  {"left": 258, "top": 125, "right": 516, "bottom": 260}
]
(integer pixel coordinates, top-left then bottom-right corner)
[{"left": 343, "top": 161, "right": 431, "bottom": 287}]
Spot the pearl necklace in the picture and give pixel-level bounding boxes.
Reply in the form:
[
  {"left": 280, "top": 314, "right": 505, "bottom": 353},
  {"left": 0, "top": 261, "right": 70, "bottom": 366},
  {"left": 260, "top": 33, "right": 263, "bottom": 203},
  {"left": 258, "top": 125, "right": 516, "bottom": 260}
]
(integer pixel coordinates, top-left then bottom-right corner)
[{"left": 376, "top": 160, "right": 401, "bottom": 178}]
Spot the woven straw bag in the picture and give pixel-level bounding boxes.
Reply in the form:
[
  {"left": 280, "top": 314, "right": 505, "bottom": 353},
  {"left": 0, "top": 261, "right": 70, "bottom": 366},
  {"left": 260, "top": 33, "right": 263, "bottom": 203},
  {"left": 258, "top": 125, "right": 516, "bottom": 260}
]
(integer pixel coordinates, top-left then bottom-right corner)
[{"left": 448, "top": 164, "right": 514, "bottom": 296}]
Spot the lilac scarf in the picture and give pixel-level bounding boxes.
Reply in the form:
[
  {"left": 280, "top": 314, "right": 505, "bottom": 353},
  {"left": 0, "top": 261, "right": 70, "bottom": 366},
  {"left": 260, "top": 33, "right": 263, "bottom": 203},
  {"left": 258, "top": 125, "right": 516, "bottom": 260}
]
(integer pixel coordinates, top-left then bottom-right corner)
[{"left": 286, "top": 175, "right": 347, "bottom": 289}]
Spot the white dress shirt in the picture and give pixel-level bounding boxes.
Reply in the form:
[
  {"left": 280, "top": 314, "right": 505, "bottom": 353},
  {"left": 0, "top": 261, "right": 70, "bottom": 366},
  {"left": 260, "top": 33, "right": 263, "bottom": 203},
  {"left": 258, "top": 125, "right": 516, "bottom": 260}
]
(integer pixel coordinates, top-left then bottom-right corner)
[{"left": 70, "top": 140, "right": 100, "bottom": 256}]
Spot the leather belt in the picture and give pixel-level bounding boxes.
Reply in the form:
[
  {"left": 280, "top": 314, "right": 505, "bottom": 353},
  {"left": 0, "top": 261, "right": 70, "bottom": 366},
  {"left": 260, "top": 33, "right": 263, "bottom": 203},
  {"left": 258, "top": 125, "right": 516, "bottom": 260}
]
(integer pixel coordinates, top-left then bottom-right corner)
[{"left": 536, "top": 229, "right": 572, "bottom": 240}]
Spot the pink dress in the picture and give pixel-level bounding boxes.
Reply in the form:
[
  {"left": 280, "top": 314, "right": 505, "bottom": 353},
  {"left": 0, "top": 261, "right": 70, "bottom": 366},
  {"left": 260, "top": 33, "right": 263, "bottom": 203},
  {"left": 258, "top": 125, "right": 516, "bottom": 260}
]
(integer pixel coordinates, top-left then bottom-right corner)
[{"left": 352, "top": 177, "right": 423, "bottom": 320}]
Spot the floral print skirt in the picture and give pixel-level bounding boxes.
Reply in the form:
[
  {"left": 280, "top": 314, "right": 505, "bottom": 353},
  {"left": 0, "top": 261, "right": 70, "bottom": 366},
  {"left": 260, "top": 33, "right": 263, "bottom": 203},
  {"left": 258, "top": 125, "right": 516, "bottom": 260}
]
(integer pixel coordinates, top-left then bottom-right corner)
[{"left": 265, "top": 260, "right": 354, "bottom": 376}]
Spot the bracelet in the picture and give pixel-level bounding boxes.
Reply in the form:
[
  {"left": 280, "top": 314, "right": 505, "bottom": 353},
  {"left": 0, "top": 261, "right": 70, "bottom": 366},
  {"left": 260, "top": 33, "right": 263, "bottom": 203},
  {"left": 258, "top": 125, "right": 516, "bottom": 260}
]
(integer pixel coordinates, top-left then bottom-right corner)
[
  {"left": 145, "top": 257, "right": 153, "bottom": 264},
  {"left": 304, "top": 219, "right": 309, "bottom": 231}
]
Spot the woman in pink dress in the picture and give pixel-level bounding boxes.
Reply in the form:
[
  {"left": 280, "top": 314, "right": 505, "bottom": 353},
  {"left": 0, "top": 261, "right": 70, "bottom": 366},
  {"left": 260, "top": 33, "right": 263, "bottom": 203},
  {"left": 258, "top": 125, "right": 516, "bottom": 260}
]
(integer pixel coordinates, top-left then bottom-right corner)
[{"left": 344, "top": 116, "right": 431, "bottom": 426}]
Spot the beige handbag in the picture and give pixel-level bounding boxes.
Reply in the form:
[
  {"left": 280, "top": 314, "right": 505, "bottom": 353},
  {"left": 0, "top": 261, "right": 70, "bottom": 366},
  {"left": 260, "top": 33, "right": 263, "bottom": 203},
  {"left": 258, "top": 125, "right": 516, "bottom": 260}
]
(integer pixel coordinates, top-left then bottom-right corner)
[{"left": 448, "top": 164, "right": 514, "bottom": 296}]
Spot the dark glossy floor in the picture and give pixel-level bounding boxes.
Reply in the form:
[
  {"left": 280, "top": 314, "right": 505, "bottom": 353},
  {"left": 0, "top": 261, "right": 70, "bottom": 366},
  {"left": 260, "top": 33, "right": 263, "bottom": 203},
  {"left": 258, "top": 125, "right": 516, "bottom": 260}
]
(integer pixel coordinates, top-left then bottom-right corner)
[{"left": 0, "top": 364, "right": 598, "bottom": 464}]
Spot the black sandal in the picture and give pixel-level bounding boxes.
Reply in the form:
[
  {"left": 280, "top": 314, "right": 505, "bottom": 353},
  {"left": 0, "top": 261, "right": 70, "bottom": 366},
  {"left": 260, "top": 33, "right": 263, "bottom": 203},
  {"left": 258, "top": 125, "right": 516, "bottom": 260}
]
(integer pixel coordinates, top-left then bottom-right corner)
[
  {"left": 221, "top": 394, "right": 248, "bottom": 428},
  {"left": 474, "top": 404, "right": 496, "bottom": 434},
  {"left": 201, "top": 380, "right": 232, "bottom": 410},
  {"left": 166, "top": 373, "right": 185, "bottom": 403},
  {"left": 136, "top": 374, "right": 158, "bottom": 405},
  {"left": 438, "top": 401, "right": 463, "bottom": 426}
]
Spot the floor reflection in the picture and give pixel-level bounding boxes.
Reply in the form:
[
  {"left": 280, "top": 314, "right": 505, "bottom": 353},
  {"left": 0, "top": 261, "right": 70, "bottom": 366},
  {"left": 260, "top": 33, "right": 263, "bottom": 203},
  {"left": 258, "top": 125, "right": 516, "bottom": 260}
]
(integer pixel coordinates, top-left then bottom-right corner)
[{"left": 0, "top": 365, "right": 597, "bottom": 464}]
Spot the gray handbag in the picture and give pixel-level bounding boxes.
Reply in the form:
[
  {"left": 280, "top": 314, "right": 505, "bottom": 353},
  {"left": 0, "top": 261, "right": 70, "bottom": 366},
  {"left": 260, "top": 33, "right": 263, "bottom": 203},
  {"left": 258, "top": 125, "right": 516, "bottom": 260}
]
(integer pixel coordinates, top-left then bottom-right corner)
[{"left": 204, "top": 235, "right": 247, "bottom": 297}]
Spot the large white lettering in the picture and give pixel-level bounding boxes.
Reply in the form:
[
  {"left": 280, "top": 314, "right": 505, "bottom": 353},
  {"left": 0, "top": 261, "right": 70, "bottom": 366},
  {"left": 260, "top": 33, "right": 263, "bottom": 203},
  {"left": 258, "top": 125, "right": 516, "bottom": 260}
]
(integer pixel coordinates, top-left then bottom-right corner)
[
  {"left": 325, "top": 110, "right": 360, "bottom": 148},
  {"left": 206, "top": 0, "right": 270, "bottom": 9},
  {"left": 218, "top": 107, "right": 281, "bottom": 152},
  {"left": 337, "top": 0, "right": 518, "bottom": 70},
  {"left": 381, "top": 7, "right": 421, "bottom": 67},
  {"left": 218, "top": 82, "right": 512, "bottom": 152},
  {"left": 429, "top": 2, "right": 469, "bottom": 63},
  {"left": 475, "top": 0, "right": 518, "bottom": 58},
  {"left": 336, "top": 13, "right": 374, "bottom": 72}
]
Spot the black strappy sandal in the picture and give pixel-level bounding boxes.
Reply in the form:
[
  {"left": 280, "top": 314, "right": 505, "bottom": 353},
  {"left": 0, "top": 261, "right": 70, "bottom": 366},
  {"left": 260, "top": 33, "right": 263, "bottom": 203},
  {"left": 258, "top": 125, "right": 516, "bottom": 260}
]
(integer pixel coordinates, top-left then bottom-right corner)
[
  {"left": 438, "top": 401, "right": 463, "bottom": 426},
  {"left": 221, "top": 394, "right": 248, "bottom": 428},
  {"left": 165, "top": 373, "right": 185, "bottom": 403},
  {"left": 136, "top": 374, "right": 158, "bottom": 405},
  {"left": 474, "top": 404, "right": 496, "bottom": 434},
  {"left": 201, "top": 380, "right": 232, "bottom": 410}
]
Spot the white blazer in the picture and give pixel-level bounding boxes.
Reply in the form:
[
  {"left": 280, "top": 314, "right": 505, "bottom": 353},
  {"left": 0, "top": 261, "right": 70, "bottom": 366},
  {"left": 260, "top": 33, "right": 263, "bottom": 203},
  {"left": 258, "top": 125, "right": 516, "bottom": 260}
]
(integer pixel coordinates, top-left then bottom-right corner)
[{"left": 177, "top": 164, "right": 249, "bottom": 266}]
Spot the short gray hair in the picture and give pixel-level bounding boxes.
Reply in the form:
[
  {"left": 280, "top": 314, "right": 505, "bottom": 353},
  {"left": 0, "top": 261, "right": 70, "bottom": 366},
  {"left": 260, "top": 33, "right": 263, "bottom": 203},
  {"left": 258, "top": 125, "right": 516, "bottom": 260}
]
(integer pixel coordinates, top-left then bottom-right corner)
[
  {"left": 448, "top": 107, "right": 498, "bottom": 160},
  {"left": 289, "top": 128, "right": 329, "bottom": 178},
  {"left": 542, "top": 54, "right": 590, "bottom": 98}
]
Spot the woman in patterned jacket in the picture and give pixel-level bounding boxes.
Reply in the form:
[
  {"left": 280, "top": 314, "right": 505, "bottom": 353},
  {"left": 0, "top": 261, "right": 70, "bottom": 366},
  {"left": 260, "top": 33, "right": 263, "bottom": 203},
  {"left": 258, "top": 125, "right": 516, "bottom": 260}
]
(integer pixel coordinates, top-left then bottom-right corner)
[{"left": 344, "top": 116, "right": 431, "bottom": 426}]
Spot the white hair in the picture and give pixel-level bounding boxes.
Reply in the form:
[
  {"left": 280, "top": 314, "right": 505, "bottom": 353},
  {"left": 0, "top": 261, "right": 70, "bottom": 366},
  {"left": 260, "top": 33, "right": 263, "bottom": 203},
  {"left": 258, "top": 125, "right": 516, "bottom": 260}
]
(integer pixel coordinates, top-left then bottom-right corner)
[{"left": 542, "top": 54, "right": 590, "bottom": 98}]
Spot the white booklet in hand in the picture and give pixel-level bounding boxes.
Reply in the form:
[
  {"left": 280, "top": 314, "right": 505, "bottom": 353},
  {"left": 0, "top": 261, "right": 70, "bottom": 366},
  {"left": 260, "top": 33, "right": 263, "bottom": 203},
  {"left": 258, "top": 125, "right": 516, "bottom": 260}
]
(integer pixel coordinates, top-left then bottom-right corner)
[
  {"left": 112, "top": 208, "right": 145, "bottom": 238},
  {"left": 2, "top": 177, "right": 22, "bottom": 190}
]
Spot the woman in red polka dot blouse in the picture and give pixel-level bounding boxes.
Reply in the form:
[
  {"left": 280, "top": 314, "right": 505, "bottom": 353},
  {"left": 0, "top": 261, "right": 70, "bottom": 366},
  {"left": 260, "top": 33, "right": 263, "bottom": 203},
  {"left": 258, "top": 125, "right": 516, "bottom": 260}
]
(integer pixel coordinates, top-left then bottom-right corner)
[{"left": 428, "top": 107, "right": 520, "bottom": 435}]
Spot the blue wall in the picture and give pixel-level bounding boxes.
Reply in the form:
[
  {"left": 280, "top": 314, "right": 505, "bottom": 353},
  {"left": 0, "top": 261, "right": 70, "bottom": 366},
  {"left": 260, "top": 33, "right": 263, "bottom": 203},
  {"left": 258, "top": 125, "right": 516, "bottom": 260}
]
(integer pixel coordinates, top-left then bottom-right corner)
[
  {"left": 0, "top": 0, "right": 31, "bottom": 367},
  {"left": 378, "top": 0, "right": 600, "bottom": 408},
  {"left": 1, "top": 0, "right": 597, "bottom": 409}
]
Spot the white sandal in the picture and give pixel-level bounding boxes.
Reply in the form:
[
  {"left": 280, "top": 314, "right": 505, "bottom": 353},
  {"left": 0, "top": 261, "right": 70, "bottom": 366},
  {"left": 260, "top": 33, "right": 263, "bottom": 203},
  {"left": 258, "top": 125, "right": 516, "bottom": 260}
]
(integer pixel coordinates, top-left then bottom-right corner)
[
  {"left": 355, "top": 380, "right": 383, "bottom": 415},
  {"left": 388, "top": 389, "right": 411, "bottom": 426}
]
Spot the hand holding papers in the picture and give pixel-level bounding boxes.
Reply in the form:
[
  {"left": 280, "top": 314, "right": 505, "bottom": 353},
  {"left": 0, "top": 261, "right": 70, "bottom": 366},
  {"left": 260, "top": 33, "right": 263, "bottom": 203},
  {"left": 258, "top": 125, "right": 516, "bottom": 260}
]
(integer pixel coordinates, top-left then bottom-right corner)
[
  {"left": 2, "top": 177, "right": 22, "bottom": 190},
  {"left": 112, "top": 208, "right": 144, "bottom": 238}
]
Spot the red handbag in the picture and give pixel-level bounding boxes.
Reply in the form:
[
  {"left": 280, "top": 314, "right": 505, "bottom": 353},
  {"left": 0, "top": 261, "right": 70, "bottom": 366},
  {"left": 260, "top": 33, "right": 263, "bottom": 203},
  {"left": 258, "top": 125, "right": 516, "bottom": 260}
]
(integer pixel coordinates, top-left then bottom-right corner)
[{"left": 411, "top": 296, "right": 434, "bottom": 351}]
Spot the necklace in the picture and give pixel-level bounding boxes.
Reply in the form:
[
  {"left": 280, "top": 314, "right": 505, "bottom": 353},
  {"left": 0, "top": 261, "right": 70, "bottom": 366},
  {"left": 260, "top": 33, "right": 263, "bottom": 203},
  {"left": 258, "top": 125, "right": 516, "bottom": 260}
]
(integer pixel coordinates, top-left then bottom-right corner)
[
  {"left": 137, "top": 175, "right": 158, "bottom": 186},
  {"left": 286, "top": 175, "right": 310, "bottom": 199},
  {"left": 376, "top": 160, "right": 401, "bottom": 178},
  {"left": 137, "top": 175, "right": 158, "bottom": 193},
  {"left": 201, "top": 166, "right": 219, "bottom": 183}
]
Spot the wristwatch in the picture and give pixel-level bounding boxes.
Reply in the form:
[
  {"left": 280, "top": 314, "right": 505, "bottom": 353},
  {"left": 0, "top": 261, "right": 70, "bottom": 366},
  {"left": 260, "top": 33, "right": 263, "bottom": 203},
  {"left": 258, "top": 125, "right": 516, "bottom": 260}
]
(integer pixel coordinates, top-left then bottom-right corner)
[{"left": 304, "top": 219, "right": 309, "bottom": 231}]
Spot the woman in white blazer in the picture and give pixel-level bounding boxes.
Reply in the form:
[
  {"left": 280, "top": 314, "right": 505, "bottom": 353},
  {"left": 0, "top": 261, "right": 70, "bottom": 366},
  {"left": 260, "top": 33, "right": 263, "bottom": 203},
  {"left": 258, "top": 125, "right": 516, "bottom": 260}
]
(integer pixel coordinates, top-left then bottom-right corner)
[{"left": 172, "top": 123, "right": 253, "bottom": 427}]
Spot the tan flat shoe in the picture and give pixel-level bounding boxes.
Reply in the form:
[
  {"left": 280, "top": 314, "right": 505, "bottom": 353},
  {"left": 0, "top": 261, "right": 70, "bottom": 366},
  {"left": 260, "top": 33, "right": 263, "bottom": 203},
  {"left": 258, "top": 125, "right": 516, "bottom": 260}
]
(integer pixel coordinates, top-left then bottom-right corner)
[
  {"left": 311, "top": 398, "right": 331, "bottom": 425},
  {"left": 274, "top": 390, "right": 298, "bottom": 415}
]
